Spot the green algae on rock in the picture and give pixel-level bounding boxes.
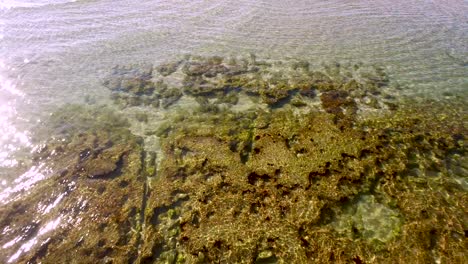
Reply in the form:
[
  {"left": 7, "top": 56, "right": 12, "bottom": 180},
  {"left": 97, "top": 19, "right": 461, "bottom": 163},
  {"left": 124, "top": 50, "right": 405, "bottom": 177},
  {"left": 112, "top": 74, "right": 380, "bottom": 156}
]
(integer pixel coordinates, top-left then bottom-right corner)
[
  {"left": 138, "top": 95, "right": 466, "bottom": 263},
  {"left": 100, "top": 55, "right": 466, "bottom": 263},
  {"left": 0, "top": 105, "right": 146, "bottom": 264}
]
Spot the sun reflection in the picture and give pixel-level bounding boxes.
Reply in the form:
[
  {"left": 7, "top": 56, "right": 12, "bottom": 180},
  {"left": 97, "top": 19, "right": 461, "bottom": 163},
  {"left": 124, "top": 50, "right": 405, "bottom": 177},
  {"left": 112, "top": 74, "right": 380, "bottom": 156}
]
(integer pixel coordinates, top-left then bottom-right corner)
[
  {"left": 0, "top": 61, "right": 25, "bottom": 97},
  {"left": 0, "top": 164, "right": 47, "bottom": 204},
  {"left": 0, "top": 97, "right": 31, "bottom": 168},
  {"left": 6, "top": 216, "right": 62, "bottom": 263},
  {"left": 40, "top": 192, "right": 66, "bottom": 214},
  {"left": 2, "top": 236, "right": 21, "bottom": 249},
  {"left": 38, "top": 217, "right": 61, "bottom": 236},
  {"left": 0, "top": 58, "right": 39, "bottom": 206}
]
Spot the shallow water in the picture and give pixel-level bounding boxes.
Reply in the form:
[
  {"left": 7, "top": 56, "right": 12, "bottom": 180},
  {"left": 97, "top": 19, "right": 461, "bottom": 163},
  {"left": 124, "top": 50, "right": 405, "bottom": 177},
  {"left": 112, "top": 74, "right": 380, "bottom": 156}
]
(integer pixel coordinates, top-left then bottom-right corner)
[{"left": 0, "top": 0, "right": 467, "bottom": 263}]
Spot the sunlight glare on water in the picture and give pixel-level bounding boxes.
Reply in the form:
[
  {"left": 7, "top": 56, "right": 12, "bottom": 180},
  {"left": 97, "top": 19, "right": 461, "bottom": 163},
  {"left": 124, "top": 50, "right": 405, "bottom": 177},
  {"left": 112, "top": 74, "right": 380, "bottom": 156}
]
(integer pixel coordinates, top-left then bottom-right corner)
[
  {"left": 0, "top": 164, "right": 48, "bottom": 204},
  {"left": 0, "top": 60, "right": 29, "bottom": 165},
  {"left": 0, "top": 60, "right": 44, "bottom": 206},
  {"left": 5, "top": 216, "right": 62, "bottom": 263}
]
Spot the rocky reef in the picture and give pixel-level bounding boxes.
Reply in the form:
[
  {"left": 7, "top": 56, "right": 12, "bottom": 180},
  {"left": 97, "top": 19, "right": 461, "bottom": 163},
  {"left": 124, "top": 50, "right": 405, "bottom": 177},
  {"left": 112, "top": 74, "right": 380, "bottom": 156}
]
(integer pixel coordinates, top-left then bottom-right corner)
[
  {"left": 103, "top": 64, "right": 182, "bottom": 109},
  {"left": 102, "top": 55, "right": 398, "bottom": 117},
  {"left": 139, "top": 99, "right": 466, "bottom": 263},
  {"left": 0, "top": 105, "right": 146, "bottom": 263},
  {"left": 0, "top": 55, "right": 466, "bottom": 263}
]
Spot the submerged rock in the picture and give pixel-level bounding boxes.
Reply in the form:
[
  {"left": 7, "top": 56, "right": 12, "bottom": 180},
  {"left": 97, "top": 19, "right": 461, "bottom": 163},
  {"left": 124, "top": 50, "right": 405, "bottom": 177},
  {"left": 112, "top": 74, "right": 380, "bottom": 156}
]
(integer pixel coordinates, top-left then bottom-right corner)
[
  {"left": 103, "top": 55, "right": 399, "bottom": 113},
  {"left": 103, "top": 65, "right": 183, "bottom": 109},
  {"left": 320, "top": 89, "right": 357, "bottom": 118},
  {"left": 156, "top": 60, "right": 183, "bottom": 77},
  {"left": 103, "top": 64, "right": 154, "bottom": 94},
  {"left": 100, "top": 55, "right": 467, "bottom": 263},
  {"left": 138, "top": 98, "right": 466, "bottom": 263},
  {"left": 0, "top": 105, "right": 146, "bottom": 264}
]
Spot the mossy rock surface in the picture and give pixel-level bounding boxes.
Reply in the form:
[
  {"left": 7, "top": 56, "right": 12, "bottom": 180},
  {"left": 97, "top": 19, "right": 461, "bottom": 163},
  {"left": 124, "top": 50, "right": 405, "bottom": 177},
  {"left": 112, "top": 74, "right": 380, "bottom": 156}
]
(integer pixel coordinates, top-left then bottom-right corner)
[
  {"left": 139, "top": 97, "right": 467, "bottom": 263},
  {"left": 101, "top": 55, "right": 465, "bottom": 264}
]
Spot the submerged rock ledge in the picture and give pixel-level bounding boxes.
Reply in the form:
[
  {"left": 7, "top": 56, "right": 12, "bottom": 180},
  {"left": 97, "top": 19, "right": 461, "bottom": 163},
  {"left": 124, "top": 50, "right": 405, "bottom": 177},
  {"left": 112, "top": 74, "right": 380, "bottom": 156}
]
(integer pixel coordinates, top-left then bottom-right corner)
[
  {"left": 0, "top": 55, "right": 466, "bottom": 264},
  {"left": 142, "top": 100, "right": 466, "bottom": 263}
]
